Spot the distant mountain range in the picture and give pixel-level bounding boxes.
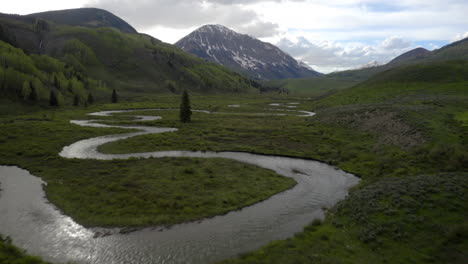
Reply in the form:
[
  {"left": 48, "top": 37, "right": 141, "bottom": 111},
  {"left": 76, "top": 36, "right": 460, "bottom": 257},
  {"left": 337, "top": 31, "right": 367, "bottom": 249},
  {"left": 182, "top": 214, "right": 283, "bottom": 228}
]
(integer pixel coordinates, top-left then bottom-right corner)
[
  {"left": 329, "top": 38, "right": 468, "bottom": 81},
  {"left": 267, "top": 38, "right": 468, "bottom": 94},
  {"left": 175, "top": 25, "right": 321, "bottom": 80}
]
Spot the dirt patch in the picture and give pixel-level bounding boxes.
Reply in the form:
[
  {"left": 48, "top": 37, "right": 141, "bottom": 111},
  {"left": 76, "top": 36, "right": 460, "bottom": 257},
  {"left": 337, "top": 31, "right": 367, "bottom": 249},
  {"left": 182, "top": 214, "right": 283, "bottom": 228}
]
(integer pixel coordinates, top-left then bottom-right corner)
[{"left": 318, "top": 107, "right": 425, "bottom": 149}]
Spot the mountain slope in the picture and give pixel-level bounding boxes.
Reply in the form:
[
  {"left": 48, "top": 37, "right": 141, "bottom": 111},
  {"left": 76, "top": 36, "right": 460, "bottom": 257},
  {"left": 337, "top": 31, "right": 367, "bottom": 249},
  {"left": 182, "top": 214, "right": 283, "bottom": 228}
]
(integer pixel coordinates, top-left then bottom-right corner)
[
  {"left": 330, "top": 39, "right": 468, "bottom": 81},
  {"left": 26, "top": 8, "right": 137, "bottom": 34},
  {"left": 315, "top": 60, "right": 468, "bottom": 107},
  {"left": 0, "top": 11, "right": 260, "bottom": 102},
  {"left": 271, "top": 39, "right": 468, "bottom": 95},
  {"left": 175, "top": 25, "right": 320, "bottom": 80},
  {"left": 388, "top": 47, "right": 430, "bottom": 65}
]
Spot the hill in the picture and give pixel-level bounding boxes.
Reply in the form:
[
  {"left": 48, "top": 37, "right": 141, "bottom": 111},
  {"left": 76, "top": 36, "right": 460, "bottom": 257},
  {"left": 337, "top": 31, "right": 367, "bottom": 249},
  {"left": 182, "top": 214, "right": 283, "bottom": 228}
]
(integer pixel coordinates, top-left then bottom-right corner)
[
  {"left": 175, "top": 24, "right": 321, "bottom": 80},
  {"left": 315, "top": 60, "right": 468, "bottom": 107},
  {"left": 0, "top": 9, "right": 261, "bottom": 109},
  {"left": 26, "top": 8, "right": 137, "bottom": 34},
  {"left": 270, "top": 38, "right": 468, "bottom": 94},
  {"left": 0, "top": 39, "right": 107, "bottom": 110},
  {"left": 387, "top": 47, "right": 430, "bottom": 65}
]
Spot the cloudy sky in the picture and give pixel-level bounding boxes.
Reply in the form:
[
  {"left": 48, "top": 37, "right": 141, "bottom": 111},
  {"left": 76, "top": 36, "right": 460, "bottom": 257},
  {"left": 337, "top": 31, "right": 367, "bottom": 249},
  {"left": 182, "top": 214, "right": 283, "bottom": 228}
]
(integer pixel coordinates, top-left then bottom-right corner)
[{"left": 3, "top": 0, "right": 468, "bottom": 73}]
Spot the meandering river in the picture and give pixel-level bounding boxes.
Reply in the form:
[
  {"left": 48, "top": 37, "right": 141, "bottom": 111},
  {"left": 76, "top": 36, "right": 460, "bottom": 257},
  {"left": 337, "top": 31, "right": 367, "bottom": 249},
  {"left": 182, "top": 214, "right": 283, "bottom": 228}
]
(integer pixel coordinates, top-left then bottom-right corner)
[{"left": 0, "top": 108, "right": 359, "bottom": 264}]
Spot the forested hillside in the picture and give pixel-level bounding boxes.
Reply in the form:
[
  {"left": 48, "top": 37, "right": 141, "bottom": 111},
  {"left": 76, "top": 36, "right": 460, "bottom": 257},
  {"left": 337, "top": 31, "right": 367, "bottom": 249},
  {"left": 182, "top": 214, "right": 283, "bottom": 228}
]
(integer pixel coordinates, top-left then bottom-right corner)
[
  {"left": 0, "top": 40, "right": 103, "bottom": 107},
  {"left": 0, "top": 9, "right": 261, "bottom": 109}
]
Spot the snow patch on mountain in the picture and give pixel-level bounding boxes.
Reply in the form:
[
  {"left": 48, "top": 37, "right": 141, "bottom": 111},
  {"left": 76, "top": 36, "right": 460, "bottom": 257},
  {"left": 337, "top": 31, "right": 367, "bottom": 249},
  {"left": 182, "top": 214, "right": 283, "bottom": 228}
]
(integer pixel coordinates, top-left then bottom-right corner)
[{"left": 175, "top": 24, "right": 321, "bottom": 80}]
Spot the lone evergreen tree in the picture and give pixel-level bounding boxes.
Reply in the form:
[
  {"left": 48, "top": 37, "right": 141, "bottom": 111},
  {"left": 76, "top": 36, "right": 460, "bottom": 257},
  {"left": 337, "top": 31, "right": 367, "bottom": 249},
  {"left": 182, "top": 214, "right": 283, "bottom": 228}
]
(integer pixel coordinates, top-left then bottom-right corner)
[
  {"left": 179, "top": 90, "right": 192, "bottom": 123},
  {"left": 73, "top": 95, "right": 80, "bottom": 106},
  {"left": 87, "top": 93, "right": 94, "bottom": 105},
  {"left": 28, "top": 81, "right": 37, "bottom": 102},
  {"left": 49, "top": 90, "right": 58, "bottom": 106},
  {"left": 53, "top": 75, "right": 60, "bottom": 90},
  {"left": 111, "top": 89, "right": 118, "bottom": 103}
]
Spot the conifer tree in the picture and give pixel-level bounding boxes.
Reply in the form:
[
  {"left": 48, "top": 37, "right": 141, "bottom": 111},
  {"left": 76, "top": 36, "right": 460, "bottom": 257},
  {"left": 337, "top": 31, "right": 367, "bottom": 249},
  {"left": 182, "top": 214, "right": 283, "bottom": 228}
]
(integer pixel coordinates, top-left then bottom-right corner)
[
  {"left": 87, "top": 93, "right": 94, "bottom": 105},
  {"left": 67, "top": 81, "right": 73, "bottom": 92},
  {"left": 49, "top": 90, "right": 58, "bottom": 106},
  {"left": 54, "top": 75, "right": 60, "bottom": 90},
  {"left": 28, "top": 81, "right": 37, "bottom": 102},
  {"left": 111, "top": 89, "right": 118, "bottom": 103},
  {"left": 179, "top": 90, "right": 192, "bottom": 123},
  {"left": 73, "top": 95, "right": 80, "bottom": 106}
]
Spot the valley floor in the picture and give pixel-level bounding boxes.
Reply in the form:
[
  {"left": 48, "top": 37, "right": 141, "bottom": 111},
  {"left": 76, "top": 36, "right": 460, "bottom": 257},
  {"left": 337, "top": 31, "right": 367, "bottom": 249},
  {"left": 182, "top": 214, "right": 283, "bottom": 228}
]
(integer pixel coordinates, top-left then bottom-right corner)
[{"left": 0, "top": 91, "right": 466, "bottom": 263}]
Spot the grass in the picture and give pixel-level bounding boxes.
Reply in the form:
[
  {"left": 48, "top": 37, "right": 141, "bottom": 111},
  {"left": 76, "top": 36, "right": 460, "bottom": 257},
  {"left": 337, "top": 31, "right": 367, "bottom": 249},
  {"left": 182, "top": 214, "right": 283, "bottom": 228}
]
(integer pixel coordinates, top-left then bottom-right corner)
[
  {"left": 0, "top": 235, "right": 48, "bottom": 264},
  {"left": 266, "top": 75, "right": 360, "bottom": 96},
  {"left": 44, "top": 157, "right": 295, "bottom": 227}
]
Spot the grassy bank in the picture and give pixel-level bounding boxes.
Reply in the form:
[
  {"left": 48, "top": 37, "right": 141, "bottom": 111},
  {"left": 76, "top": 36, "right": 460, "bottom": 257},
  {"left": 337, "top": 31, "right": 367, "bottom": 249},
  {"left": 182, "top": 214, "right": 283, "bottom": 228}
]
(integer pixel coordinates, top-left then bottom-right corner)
[{"left": 0, "top": 235, "right": 49, "bottom": 264}]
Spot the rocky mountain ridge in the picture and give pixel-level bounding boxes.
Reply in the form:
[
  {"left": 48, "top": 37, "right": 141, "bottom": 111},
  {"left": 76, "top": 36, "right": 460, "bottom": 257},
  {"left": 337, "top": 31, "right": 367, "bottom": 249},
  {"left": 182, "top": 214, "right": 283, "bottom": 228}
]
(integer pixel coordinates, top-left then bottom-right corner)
[{"left": 175, "top": 24, "right": 321, "bottom": 80}]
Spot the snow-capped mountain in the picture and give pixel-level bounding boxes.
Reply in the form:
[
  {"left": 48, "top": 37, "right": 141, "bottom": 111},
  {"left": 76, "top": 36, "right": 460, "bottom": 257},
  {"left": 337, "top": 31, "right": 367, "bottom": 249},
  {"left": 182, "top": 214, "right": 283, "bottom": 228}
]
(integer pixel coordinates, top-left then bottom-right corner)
[{"left": 175, "top": 25, "right": 321, "bottom": 80}]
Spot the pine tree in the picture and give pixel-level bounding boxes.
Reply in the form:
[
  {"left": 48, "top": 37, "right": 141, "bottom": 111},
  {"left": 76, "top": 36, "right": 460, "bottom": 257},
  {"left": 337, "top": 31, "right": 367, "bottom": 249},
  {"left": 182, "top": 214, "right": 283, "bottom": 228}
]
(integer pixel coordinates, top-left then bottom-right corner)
[
  {"left": 87, "top": 93, "right": 94, "bottom": 105},
  {"left": 28, "top": 81, "right": 37, "bottom": 102},
  {"left": 54, "top": 75, "right": 60, "bottom": 90},
  {"left": 21, "top": 81, "right": 30, "bottom": 100},
  {"left": 73, "top": 95, "right": 80, "bottom": 106},
  {"left": 49, "top": 90, "right": 58, "bottom": 106},
  {"left": 111, "top": 89, "right": 118, "bottom": 103},
  {"left": 67, "top": 81, "right": 73, "bottom": 92},
  {"left": 179, "top": 90, "right": 192, "bottom": 123}
]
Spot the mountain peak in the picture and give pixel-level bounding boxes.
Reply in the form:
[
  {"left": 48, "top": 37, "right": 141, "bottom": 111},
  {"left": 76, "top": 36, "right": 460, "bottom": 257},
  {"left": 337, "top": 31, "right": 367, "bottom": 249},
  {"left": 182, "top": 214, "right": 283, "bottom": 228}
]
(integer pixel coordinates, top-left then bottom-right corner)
[
  {"left": 198, "top": 24, "right": 235, "bottom": 34},
  {"left": 176, "top": 24, "right": 320, "bottom": 80},
  {"left": 26, "top": 8, "right": 137, "bottom": 34},
  {"left": 389, "top": 47, "right": 431, "bottom": 65},
  {"left": 190, "top": 24, "right": 244, "bottom": 40}
]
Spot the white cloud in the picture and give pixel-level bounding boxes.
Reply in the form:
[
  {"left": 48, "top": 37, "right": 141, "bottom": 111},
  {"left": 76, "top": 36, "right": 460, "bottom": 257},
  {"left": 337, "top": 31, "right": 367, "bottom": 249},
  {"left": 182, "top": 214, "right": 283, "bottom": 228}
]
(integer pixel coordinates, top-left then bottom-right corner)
[
  {"left": 0, "top": 0, "right": 88, "bottom": 15},
  {"left": 277, "top": 35, "right": 416, "bottom": 73},
  {"left": 86, "top": 0, "right": 280, "bottom": 38},
  {"left": 452, "top": 32, "right": 468, "bottom": 42},
  {"left": 238, "top": 21, "right": 280, "bottom": 38},
  {"left": 381, "top": 36, "right": 411, "bottom": 50}
]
